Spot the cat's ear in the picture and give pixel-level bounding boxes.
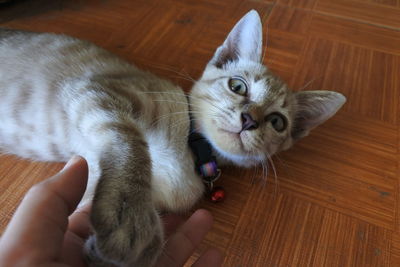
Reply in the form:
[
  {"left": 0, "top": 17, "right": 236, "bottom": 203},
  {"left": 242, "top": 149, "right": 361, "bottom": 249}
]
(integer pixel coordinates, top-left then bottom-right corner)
[
  {"left": 291, "top": 91, "right": 346, "bottom": 140},
  {"left": 209, "top": 10, "right": 263, "bottom": 68}
]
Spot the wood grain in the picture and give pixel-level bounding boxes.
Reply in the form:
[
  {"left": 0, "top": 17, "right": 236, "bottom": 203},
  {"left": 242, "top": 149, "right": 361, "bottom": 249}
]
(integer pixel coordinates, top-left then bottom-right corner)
[{"left": 1, "top": 0, "right": 399, "bottom": 266}]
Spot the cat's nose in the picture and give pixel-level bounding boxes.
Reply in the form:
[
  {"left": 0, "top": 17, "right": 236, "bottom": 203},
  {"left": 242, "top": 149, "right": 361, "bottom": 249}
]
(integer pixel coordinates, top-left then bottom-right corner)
[{"left": 241, "top": 113, "right": 259, "bottom": 131}]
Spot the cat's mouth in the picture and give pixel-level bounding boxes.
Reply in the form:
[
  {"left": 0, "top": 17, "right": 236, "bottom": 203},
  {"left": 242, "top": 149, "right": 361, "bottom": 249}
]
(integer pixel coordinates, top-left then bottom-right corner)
[
  {"left": 218, "top": 128, "right": 244, "bottom": 148},
  {"left": 218, "top": 128, "right": 261, "bottom": 155},
  {"left": 218, "top": 128, "right": 240, "bottom": 137}
]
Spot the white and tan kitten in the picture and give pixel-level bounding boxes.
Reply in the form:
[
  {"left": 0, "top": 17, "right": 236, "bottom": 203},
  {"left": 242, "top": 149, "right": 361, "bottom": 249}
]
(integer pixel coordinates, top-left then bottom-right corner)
[{"left": 0, "top": 10, "right": 345, "bottom": 266}]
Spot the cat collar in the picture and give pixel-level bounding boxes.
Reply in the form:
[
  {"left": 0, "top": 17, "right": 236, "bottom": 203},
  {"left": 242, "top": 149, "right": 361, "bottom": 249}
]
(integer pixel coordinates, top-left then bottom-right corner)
[{"left": 188, "top": 131, "right": 225, "bottom": 202}]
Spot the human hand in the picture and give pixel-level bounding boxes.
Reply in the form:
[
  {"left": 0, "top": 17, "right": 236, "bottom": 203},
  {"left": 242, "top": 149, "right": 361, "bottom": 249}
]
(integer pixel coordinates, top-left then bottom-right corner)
[{"left": 0, "top": 156, "right": 223, "bottom": 267}]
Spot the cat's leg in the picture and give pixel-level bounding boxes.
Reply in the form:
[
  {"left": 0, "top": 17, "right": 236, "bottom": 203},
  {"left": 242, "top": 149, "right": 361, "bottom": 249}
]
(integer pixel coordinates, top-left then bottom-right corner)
[
  {"left": 82, "top": 123, "right": 162, "bottom": 267},
  {"left": 62, "top": 81, "right": 163, "bottom": 266}
]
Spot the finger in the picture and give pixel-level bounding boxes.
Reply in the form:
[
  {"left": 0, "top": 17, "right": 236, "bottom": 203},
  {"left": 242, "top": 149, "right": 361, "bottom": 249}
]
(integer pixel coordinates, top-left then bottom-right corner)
[
  {"left": 161, "top": 213, "right": 185, "bottom": 238},
  {"left": 60, "top": 204, "right": 92, "bottom": 267},
  {"left": 68, "top": 204, "right": 92, "bottom": 239},
  {"left": 156, "top": 209, "right": 213, "bottom": 267},
  {"left": 0, "top": 156, "right": 88, "bottom": 264},
  {"left": 47, "top": 156, "right": 89, "bottom": 214},
  {"left": 192, "top": 248, "right": 223, "bottom": 267},
  {"left": 60, "top": 231, "right": 88, "bottom": 267}
]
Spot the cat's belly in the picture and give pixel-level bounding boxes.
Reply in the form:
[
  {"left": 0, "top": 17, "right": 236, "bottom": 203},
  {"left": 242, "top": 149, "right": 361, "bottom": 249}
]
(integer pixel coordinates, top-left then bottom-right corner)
[{"left": 146, "top": 131, "right": 205, "bottom": 212}]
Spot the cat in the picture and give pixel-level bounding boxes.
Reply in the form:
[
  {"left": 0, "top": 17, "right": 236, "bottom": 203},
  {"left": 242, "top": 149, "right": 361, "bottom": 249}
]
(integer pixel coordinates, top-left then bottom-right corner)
[{"left": 0, "top": 10, "right": 345, "bottom": 266}]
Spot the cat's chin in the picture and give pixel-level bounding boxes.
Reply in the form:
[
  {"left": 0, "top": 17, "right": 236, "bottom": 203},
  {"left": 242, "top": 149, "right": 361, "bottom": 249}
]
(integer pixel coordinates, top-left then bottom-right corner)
[
  {"left": 214, "top": 147, "right": 264, "bottom": 168},
  {"left": 218, "top": 129, "right": 264, "bottom": 158},
  {"left": 208, "top": 139, "right": 264, "bottom": 167},
  {"left": 201, "top": 127, "right": 264, "bottom": 167}
]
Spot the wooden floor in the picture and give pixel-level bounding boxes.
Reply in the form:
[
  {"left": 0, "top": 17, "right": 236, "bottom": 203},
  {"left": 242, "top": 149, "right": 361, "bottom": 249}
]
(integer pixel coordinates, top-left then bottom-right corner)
[{"left": 1, "top": 0, "right": 400, "bottom": 266}]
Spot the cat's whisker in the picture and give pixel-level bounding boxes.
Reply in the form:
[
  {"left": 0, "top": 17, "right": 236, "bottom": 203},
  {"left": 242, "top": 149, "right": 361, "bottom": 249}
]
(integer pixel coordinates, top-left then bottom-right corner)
[
  {"left": 261, "top": 160, "right": 268, "bottom": 188},
  {"left": 143, "top": 94, "right": 209, "bottom": 111},
  {"left": 152, "top": 99, "right": 192, "bottom": 106},
  {"left": 170, "top": 75, "right": 196, "bottom": 83},
  {"left": 140, "top": 91, "right": 226, "bottom": 115},
  {"left": 152, "top": 99, "right": 222, "bottom": 116},
  {"left": 150, "top": 110, "right": 194, "bottom": 125},
  {"left": 207, "top": 90, "right": 231, "bottom": 108},
  {"left": 138, "top": 91, "right": 188, "bottom": 96},
  {"left": 144, "top": 63, "right": 196, "bottom": 83},
  {"left": 150, "top": 110, "right": 205, "bottom": 127},
  {"left": 180, "top": 69, "right": 197, "bottom": 83},
  {"left": 251, "top": 163, "right": 258, "bottom": 185},
  {"left": 139, "top": 91, "right": 205, "bottom": 103},
  {"left": 190, "top": 103, "right": 227, "bottom": 118},
  {"left": 266, "top": 152, "right": 279, "bottom": 196},
  {"left": 191, "top": 98, "right": 227, "bottom": 114},
  {"left": 257, "top": 163, "right": 263, "bottom": 184},
  {"left": 274, "top": 154, "right": 294, "bottom": 181},
  {"left": 168, "top": 118, "right": 190, "bottom": 132},
  {"left": 181, "top": 68, "right": 195, "bottom": 78},
  {"left": 153, "top": 109, "right": 218, "bottom": 136},
  {"left": 261, "top": 21, "right": 270, "bottom": 63},
  {"left": 188, "top": 89, "right": 230, "bottom": 115},
  {"left": 191, "top": 101, "right": 226, "bottom": 119},
  {"left": 149, "top": 102, "right": 221, "bottom": 132},
  {"left": 299, "top": 75, "right": 322, "bottom": 91},
  {"left": 250, "top": 153, "right": 262, "bottom": 185},
  {"left": 153, "top": 111, "right": 202, "bottom": 120},
  {"left": 167, "top": 114, "right": 199, "bottom": 128},
  {"left": 154, "top": 93, "right": 222, "bottom": 110}
]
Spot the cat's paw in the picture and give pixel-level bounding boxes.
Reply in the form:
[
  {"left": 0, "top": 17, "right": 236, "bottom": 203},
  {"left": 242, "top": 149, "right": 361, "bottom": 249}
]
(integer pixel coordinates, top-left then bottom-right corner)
[{"left": 85, "top": 204, "right": 163, "bottom": 267}]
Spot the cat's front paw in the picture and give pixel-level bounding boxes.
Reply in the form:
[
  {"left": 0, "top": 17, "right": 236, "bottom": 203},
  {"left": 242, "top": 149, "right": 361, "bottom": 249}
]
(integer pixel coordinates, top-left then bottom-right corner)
[{"left": 85, "top": 205, "right": 163, "bottom": 267}]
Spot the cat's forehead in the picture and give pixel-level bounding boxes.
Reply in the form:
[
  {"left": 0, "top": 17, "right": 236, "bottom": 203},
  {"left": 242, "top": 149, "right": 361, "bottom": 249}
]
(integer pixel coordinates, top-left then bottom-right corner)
[
  {"left": 224, "top": 59, "right": 266, "bottom": 77},
  {"left": 201, "top": 60, "right": 289, "bottom": 104},
  {"left": 202, "top": 59, "right": 266, "bottom": 80},
  {"left": 226, "top": 62, "right": 288, "bottom": 105},
  {"left": 250, "top": 71, "right": 287, "bottom": 104}
]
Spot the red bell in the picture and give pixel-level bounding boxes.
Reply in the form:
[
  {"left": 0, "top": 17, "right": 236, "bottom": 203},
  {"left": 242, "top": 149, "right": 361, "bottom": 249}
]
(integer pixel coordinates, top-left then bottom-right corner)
[{"left": 210, "top": 186, "right": 225, "bottom": 202}]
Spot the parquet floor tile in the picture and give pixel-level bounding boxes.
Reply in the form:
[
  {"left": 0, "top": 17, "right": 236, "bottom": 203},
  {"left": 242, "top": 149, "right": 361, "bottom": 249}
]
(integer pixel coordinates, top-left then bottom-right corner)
[{"left": 315, "top": 0, "right": 400, "bottom": 29}]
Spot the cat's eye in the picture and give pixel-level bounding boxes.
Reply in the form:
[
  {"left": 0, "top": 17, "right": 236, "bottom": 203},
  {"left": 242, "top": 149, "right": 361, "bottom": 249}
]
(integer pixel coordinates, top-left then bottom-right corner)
[
  {"left": 228, "top": 77, "right": 248, "bottom": 96},
  {"left": 265, "top": 113, "right": 287, "bottom": 132}
]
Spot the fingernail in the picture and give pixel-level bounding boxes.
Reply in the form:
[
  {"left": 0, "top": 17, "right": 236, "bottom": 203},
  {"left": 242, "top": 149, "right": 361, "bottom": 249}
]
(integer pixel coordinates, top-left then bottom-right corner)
[{"left": 62, "top": 155, "right": 81, "bottom": 171}]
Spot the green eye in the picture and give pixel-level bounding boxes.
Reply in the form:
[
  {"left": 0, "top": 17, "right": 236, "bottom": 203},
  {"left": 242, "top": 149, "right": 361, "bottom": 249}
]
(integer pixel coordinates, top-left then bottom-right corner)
[
  {"left": 228, "top": 77, "right": 248, "bottom": 96},
  {"left": 265, "top": 113, "right": 287, "bottom": 132}
]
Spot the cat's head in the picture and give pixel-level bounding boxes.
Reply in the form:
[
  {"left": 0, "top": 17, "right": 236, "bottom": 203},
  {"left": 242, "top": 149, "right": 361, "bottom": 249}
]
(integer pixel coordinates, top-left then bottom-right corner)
[{"left": 190, "top": 10, "right": 346, "bottom": 167}]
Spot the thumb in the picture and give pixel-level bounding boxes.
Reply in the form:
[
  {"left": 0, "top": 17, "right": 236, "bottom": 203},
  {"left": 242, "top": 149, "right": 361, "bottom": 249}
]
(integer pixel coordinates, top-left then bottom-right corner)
[{"left": 0, "top": 156, "right": 88, "bottom": 264}]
